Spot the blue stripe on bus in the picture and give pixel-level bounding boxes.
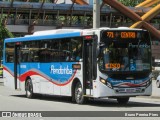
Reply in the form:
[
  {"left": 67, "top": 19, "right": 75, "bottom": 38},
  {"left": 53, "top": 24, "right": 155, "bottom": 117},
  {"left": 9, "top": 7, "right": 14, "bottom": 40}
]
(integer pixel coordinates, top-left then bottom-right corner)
[
  {"left": 3, "top": 62, "right": 77, "bottom": 85},
  {"left": 5, "top": 32, "right": 81, "bottom": 43}
]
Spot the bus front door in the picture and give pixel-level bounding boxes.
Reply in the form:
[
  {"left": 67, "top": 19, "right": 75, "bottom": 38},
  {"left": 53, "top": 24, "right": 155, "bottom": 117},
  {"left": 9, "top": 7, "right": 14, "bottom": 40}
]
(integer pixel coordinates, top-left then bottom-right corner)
[{"left": 83, "top": 39, "right": 97, "bottom": 96}]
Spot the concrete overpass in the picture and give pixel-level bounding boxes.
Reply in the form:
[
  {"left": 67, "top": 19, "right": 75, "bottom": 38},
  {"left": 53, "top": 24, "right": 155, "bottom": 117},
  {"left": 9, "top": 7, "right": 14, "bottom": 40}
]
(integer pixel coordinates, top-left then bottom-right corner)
[{"left": 0, "top": 1, "right": 159, "bottom": 34}]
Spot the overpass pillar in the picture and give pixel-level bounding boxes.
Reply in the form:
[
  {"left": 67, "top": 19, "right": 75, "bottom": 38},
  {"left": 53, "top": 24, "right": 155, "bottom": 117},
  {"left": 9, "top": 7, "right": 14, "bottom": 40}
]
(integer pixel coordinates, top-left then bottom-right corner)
[{"left": 93, "top": 0, "right": 100, "bottom": 28}]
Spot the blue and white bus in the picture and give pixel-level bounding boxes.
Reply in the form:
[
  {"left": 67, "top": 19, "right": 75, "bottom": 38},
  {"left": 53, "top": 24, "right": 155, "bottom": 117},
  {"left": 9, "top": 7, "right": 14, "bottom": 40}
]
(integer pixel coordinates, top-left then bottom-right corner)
[{"left": 3, "top": 27, "right": 152, "bottom": 104}]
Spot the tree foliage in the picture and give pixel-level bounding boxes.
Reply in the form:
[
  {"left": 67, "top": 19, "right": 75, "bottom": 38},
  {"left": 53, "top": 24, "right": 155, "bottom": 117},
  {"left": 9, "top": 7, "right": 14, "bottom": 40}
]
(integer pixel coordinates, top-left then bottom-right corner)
[
  {"left": 118, "top": 0, "right": 144, "bottom": 7},
  {"left": 0, "top": 24, "right": 14, "bottom": 59}
]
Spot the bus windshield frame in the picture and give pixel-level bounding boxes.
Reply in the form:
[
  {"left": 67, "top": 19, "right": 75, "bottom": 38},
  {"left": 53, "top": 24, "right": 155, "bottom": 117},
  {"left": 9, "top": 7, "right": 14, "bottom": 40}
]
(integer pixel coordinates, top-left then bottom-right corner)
[{"left": 99, "top": 30, "right": 152, "bottom": 74}]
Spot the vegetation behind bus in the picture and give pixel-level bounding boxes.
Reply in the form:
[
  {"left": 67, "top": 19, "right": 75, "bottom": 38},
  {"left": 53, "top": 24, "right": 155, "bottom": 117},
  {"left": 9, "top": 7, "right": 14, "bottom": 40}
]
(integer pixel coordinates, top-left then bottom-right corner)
[
  {"left": 0, "top": 20, "right": 14, "bottom": 78},
  {"left": 0, "top": 22, "right": 14, "bottom": 60},
  {"left": 118, "top": 0, "right": 159, "bottom": 7}
]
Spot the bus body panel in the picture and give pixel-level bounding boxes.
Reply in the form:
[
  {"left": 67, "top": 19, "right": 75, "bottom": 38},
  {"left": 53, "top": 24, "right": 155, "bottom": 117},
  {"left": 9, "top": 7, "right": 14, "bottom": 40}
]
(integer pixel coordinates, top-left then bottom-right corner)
[
  {"left": 93, "top": 80, "right": 152, "bottom": 98},
  {"left": 3, "top": 63, "right": 15, "bottom": 89},
  {"left": 3, "top": 61, "right": 83, "bottom": 96}
]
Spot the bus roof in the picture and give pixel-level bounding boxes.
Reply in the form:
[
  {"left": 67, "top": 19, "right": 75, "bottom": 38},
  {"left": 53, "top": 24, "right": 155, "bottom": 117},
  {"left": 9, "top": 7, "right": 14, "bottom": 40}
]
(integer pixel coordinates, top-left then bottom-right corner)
[
  {"left": 5, "top": 31, "right": 82, "bottom": 43},
  {"left": 5, "top": 27, "right": 145, "bottom": 43},
  {"left": 32, "top": 29, "right": 82, "bottom": 36}
]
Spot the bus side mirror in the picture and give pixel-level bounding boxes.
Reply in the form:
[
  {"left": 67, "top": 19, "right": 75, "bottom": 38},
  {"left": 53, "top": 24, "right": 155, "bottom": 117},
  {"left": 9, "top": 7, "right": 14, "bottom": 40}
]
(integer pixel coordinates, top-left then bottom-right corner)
[
  {"left": 79, "top": 59, "right": 83, "bottom": 62},
  {"left": 97, "top": 42, "right": 105, "bottom": 58}
]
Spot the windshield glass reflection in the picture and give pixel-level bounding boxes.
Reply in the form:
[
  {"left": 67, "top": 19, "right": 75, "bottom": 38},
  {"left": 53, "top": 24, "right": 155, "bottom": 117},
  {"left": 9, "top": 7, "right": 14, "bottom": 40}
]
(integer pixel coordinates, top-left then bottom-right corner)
[{"left": 99, "top": 41, "right": 151, "bottom": 72}]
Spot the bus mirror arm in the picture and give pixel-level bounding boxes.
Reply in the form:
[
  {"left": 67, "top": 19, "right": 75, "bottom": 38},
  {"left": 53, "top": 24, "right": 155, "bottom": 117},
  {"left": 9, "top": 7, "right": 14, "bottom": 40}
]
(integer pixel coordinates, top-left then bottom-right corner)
[
  {"left": 97, "top": 47, "right": 100, "bottom": 58},
  {"left": 97, "top": 42, "right": 105, "bottom": 57},
  {"left": 99, "top": 42, "right": 105, "bottom": 47}
]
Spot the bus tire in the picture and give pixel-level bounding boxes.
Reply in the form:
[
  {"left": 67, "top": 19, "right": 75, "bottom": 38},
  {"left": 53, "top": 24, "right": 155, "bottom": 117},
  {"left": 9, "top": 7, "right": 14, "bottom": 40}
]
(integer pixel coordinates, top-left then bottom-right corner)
[
  {"left": 117, "top": 97, "right": 129, "bottom": 104},
  {"left": 25, "top": 79, "right": 34, "bottom": 99},
  {"left": 74, "top": 82, "right": 86, "bottom": 104}
]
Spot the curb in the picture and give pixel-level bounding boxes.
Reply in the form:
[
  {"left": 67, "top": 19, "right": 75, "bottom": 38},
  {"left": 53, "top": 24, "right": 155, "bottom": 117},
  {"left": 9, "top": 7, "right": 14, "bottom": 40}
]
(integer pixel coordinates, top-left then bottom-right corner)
[
  {"left": 0, "top": 82, "right": 4, "bottom": 86},
  {"left": 137, "top": 96, "right": 160, "bottom": 99},
  {"left": 150, "top": 96, "right": 160, "bottom": 99}
]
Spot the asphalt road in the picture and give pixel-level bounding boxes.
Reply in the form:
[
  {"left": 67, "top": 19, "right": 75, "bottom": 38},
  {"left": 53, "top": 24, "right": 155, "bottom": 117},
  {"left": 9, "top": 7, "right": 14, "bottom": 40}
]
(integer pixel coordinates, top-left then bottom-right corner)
[{"left": 0, "top": 79, "right": 160, "bottom": 120}]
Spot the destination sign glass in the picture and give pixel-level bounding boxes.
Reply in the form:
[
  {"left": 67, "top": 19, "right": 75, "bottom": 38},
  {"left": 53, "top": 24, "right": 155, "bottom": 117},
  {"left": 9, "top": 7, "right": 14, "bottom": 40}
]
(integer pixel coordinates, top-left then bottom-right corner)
[{"left": 102, "top": 31, "right": 140, "bottom": 40}]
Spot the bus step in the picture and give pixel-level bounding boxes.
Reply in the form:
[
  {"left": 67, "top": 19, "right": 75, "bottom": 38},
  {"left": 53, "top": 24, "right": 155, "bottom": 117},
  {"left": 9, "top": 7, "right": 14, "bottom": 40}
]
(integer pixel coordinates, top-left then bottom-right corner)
[
  {"left": 83, "top": 95, "right": 93, "bottom": 97},
  {"left": 15, "top": 88, "right": 21, "bottom": 91}
]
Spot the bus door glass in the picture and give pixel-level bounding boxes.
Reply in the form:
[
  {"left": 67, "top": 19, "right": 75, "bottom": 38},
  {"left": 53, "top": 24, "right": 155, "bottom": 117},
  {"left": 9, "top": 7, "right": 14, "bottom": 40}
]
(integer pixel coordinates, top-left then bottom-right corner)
[
  {"left": 83, "top": 36, "right": 96, "bottom": 89},
  {"left": 14, "top": 42, "right": 21, "bottom": 89}
]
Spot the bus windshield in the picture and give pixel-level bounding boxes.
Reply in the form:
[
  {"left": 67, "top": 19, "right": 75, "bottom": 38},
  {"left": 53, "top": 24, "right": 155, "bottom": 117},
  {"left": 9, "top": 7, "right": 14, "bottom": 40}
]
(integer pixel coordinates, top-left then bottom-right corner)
[{"left": 99, "top": 31, "right": 151, "bottom": 72}]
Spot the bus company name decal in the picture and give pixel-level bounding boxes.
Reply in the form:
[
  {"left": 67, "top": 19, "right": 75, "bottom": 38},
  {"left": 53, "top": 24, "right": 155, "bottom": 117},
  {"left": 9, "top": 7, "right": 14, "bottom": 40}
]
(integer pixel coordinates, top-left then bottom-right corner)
[{"left": 50, "top": 65, "right": 73, "bottom": 74}]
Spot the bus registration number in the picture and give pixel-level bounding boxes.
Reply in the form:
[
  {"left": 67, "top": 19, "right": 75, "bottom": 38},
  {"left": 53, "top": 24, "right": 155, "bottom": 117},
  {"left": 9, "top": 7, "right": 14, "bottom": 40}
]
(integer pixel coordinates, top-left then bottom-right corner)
[
  {"left": 126, "top": 88, "right": 136, "bottom": 93},
  {"left": 117, "top": 88, "right": 141, "bottom": 93}
]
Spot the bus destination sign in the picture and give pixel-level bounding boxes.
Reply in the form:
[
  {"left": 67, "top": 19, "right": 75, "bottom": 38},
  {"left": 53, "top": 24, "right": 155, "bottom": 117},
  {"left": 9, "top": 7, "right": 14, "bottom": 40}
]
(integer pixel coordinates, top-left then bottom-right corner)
[{"left": 105, "top": 31, "right": 136, "bottom": 39}]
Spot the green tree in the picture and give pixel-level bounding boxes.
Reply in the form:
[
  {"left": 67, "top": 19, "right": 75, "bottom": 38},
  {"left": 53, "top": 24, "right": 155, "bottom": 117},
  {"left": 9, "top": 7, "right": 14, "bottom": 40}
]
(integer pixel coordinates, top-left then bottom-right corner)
[
  {"left": 0, "top": 23, "right": 14, "bottom": 60},
  {"left": 118, "top": 0, "right": 144, "bottom": 7}
]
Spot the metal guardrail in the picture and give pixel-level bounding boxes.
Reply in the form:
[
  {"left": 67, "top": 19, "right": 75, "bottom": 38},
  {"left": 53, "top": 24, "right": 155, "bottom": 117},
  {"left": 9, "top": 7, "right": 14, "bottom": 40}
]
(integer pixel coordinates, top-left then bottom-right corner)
[
  {"left": 0, "top": 1, "right": 157, "bottom": 14},
  {"left": 6, "top": 18, "right": 159, "bottom": 29},
  {"left": 2, "top": 1, "right": 159, "bottom": 29},
  {"left": 6, "top": 18, "right": 139, "bottom": 28}
]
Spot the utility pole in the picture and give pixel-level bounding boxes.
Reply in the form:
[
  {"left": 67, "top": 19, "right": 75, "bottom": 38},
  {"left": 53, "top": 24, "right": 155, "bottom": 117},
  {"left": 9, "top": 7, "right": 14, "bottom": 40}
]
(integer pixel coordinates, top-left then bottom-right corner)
[{"left": 93, "top": 0, "right": 100, "bottom": 28}]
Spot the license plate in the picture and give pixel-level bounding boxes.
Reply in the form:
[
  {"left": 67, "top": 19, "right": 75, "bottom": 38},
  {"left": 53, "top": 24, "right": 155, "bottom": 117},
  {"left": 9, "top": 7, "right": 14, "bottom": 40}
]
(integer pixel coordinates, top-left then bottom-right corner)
[
  {"left": 115, "top": 88, "right": 142, "bottom": 93},
  {"left": 126, "top": 88, "right": 136, "bottom": 93}
]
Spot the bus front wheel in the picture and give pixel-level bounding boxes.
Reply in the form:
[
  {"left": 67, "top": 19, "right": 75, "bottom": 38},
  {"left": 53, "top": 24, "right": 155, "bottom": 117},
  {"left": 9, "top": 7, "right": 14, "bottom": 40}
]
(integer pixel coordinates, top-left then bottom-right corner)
[
  {"left": 25, "top": 79, "right": 34, "bottom": 98},
  {"left": 74, "top": 82, "right": 86, "bottom": 104},
  {"left": 117, "top": 97, "right": 129, "bottom": 104}
]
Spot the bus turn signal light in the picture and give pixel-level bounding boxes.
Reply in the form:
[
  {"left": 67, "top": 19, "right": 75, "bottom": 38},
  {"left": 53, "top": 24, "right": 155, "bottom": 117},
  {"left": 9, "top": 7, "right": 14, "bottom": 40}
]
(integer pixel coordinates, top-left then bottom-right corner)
[{"left": 85, "top": 36, "right": 92, "bottom": 40}]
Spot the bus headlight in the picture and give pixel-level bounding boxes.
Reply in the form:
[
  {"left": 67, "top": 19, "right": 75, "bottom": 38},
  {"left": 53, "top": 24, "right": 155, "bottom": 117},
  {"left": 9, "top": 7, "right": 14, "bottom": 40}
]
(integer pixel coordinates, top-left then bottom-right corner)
[
  {"left": 100, "top": 77, "right": 112, "bottom": 89},
  {"left": 100, "top": 78, "right": 106, "bottom": 84}
]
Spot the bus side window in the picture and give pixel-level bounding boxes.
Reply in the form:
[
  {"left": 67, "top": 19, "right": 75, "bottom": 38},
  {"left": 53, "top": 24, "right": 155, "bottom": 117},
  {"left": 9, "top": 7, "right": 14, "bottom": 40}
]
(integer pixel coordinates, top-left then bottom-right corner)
[
  {"left": 71, "top": 37, "right": 83, "bottom": 61},
  {"left": 21, "top": 41, "right": 40, "bottom": 62},
  {"left": 59, "top": 39, "right": 71, "bottom": 62},
  {"left": 39, "top": 40, "right": 53, "bottom": 62},
  {"left": 50, "top": 40, "right": 60, "bottom": 62},
  {"left": 6, "top": 43, "right": 14, "bottom": 63}
]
